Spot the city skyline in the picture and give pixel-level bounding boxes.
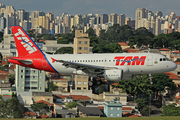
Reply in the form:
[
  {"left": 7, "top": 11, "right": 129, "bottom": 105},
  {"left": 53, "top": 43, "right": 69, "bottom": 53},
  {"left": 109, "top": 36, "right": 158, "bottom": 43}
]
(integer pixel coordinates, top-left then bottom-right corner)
[{"left": 1, "top": 0, "right": 180, "bottom": 19}]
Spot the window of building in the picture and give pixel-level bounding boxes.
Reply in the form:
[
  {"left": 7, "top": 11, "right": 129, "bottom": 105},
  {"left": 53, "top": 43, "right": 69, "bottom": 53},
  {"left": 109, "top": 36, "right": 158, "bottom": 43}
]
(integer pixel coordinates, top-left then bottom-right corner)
[
  {"left": 177, "top": 72, "right": 180, "bottom": 75},
  {"left": 84, "top": 41, "right": 88, "bottom": 44},
  {"left": 84, "top": 47, "right": 88, "bottom": 50},
  {"left": 25, "top": 87, "right": 30, "bottom": 89},
  {"left": 110, "top": 107, "right": 113, "bottom": 110},
  {"left": 83, "top": 87, "right": 86, "bottom": 90},
  {"left": 110, "top": 113, "right": 113, "bottom": 116},
  {"left": 25, "top": 76, "right": 30, "bottom": 78},
  {"left": 77, "top": 81, "right": 81, "bottom": 84},
  {"left": 77, "top": 76, "right": 81, "bottom": 78},
  {"left": 77, "top": 87, "right": 81, "bottom": 90},
  {"left": 78, "top": 47, "right": 82, "bottom": 50},
  {"left": 117, "top": 107, "right": 120, "bottom": 110},
  {"left": 83, "top": 76, "right": 87, "bottom": 79},
  {"left": 79, "top": 41, "right": 82, "bottom": 44},
  {"left": 31, "top": 87, "right": 37, "bottom": 89},
  {"left": 32, "top": 70, "right": 36, "bottom": 73},
  {"left": 117, "top": 114, "right": 119, "bottom": 117},
  {"left": 25, "top": 70, "right": 29, "bottom": 73},
  {"left": 83, "top": 82, "right": 87, "bottom": 84},
  {"left": 21, "top": 70, "right": 24, "bottom": 73},
  {"left": 39, "top": 87, "right": 41, "bottom": 90},
  {"left": 21, "top": 75, "right": 23, "bottom": 78}
]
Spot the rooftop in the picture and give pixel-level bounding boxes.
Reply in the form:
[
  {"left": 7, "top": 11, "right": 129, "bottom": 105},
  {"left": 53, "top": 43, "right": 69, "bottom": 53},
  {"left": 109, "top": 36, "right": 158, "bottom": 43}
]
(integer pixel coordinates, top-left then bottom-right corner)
[{"left": 164, "top": 72, "right": 180, "bottom": 80}]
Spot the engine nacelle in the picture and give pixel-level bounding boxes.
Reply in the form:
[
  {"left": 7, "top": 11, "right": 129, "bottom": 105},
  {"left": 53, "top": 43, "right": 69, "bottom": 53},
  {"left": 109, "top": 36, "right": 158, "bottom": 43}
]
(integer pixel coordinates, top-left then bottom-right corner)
[{"left": 103, "top": 69, "right": 123, "bottom": 81}]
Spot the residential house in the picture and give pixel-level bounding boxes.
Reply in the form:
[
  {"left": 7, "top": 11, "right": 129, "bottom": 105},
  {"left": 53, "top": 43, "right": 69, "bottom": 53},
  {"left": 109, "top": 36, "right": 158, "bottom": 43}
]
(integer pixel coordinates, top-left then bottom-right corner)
[
  {"left": 77, "top": 106, "right": 103, "bottom": 117},
  {"left": 103, "top": 89, "right": 127, "bottom": 104},
  {"left": 55, "top": 95, "right": 91, "bottom": 103},
  {"left": 23, "top": 111, "right": 37, "bottom": 119},
  {"left": 104, "top": 99, "right": 122, "bottom": 117},
  {"left": 32, "top": 92, "right": 53, "bottom": 104},
  {"left": 0, "top": 83, "right": 12, "bottom": 95},
  {"left": 34, "top": 100, "right": 53, "bottom": 118}
]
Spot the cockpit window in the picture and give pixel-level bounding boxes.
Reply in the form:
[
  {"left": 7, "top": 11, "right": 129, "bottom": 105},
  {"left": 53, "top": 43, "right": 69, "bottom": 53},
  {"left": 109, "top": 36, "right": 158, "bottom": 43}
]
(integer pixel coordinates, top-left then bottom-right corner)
[{"left": 159, "top": 57, "right": 170, "bottom": 61}]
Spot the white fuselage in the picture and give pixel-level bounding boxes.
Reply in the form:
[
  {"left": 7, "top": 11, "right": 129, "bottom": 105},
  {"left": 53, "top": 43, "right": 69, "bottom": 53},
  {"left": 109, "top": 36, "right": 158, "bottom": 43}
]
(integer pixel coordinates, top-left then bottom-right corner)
[{"left": 45, "top": 53, "right": 177, "bottom": 75}]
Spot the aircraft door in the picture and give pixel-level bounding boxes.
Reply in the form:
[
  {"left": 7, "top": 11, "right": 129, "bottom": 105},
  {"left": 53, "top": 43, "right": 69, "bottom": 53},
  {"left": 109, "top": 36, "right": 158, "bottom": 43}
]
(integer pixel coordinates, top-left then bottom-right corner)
[
  {"left": 147, "top": 55, "right": 153, "bottom": 66},
  {"left": 42, "top": 57, "right": 47, "bottom": 68}
]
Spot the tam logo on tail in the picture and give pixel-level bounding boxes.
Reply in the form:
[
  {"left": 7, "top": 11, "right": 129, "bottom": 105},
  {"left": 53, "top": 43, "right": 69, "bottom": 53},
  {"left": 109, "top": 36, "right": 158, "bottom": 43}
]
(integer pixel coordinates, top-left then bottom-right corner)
[{"left": 14, "top": 28, "right": 37, "bottom": 54}]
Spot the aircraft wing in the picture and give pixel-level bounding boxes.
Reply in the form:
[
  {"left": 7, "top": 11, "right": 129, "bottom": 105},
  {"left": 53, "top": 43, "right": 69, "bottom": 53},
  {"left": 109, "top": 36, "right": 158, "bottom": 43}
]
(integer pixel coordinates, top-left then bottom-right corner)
[{"left": 55, "top": 59, "right": 117, "bottom": 75}]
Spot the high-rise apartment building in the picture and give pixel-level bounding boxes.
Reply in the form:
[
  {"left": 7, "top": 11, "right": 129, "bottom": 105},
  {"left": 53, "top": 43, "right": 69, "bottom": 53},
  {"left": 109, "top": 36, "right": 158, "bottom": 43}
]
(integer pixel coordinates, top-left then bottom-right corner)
[
  {"left": 100, "top": 14, "right": 108, "bottom": 24},
  {"left": 31, "top": 11, "right": 45, "bottom": 28},
  {"left": 17, "top": 9, "right": 29, "bottom": 22},
  {"left": 73, "top": 30, "right": 90, "bottom": 90},
  {"left": 135, "top": 8, "right": 148, "bottom": 29},
  {"left": 15, "top": 65, "right": 45, "bottom": 92},
  {"left": 108, "top": 13, "right": 117, "bottom": 24},
  {"left": 33, "top": 16, "right": 50, "bottom": 34},
  {"left": 117, "top": 14, "right": 125, "bottom": 26}
]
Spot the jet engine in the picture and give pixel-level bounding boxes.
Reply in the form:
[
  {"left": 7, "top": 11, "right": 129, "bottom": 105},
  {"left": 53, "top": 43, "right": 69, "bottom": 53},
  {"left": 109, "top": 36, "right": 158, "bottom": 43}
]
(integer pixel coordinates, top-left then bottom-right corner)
[{"left": 103, "top": 69, "right": 123, "bottom": 81}]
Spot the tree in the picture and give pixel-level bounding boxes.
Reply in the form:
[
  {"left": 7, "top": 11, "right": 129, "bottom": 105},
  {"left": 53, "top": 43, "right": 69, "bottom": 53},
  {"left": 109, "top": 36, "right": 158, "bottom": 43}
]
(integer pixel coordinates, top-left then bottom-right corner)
[
  {"left": 161, "top": 103, "right": 180, "bottom": 116},
  {"left": 175, "top": 58, "right": 180, "bottom": 62},
  {"left": 65, "top": 102, "right": 79, "bottom": 109},
  {"left": 86, "top": 28, "right": 96, "bottom": 37},
  {"left": 9, "top": 74, "right": 15, "bottom": 86},
  {"left": 97, "top": 85, "right": 106, "bottom": 94},
  {"left": 133, "top": 27, "right": 154, "bottom": 38},
  {"left": 54, "top": 47, "right": 73, "bottom": 54},
  {"left": 0, "top": 95, "right": 7, "bottom": 118},
  {"left": 48, "top": 81, "right": 58, "bottom": 92},
  {"left": 6, "top": 95, "right": 25, "bottom": 118},
  {"left": 134, "top": 98, "right": 148, "bottom": 111},
  {"left": 31, "top": 103, "right": 49, "bottom": 115},
  {"left": 0, "top": 32, "right": 3, "bottom": 43},
  {"left": 106, "top": 43, "right": 122, "bottom": 53},
  {"left": 152, "top": 73, "right": 176, "bottom": 98},
  {"left": 42, "top": 34, "right": 55, "bottom": 40},
  {"left": 113, "top": 74, "right": 153, "bottom": 98}
]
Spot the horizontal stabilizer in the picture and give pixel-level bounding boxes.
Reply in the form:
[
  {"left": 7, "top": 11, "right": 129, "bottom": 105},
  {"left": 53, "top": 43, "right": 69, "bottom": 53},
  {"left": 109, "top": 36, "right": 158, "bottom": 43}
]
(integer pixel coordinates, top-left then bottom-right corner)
[{"left": 9, "top": 58, "right": 33, "bottom": 65}]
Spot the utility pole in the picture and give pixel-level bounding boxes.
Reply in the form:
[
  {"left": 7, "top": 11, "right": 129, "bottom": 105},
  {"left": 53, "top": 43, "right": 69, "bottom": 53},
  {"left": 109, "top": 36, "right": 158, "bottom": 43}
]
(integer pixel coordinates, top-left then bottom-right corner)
[{"left": 149, "top": 73, "right": 153, "bottom": 117}]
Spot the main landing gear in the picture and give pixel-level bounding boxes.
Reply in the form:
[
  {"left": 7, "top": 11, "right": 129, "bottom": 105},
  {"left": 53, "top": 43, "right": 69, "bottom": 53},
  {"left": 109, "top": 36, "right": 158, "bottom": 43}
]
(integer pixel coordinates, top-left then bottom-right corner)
[{"left": 88, "top": 77, "right": 102, "bottom": 86}]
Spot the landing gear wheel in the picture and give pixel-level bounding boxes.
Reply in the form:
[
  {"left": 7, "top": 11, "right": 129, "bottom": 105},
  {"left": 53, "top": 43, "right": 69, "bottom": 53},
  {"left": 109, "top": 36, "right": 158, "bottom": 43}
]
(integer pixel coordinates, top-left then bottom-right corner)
[
  {"left": 88, "top": 81, "right": 94, "bottom": 86},
  {"left": 97, "top": 80, "right": 102, "bottom": 85}
]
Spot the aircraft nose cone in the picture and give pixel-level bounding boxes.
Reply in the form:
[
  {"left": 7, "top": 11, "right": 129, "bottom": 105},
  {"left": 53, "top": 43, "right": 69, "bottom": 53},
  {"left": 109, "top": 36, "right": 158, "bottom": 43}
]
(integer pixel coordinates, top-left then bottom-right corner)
[{"left": 171, "top": 62, "right": 177, "bottom": 70}]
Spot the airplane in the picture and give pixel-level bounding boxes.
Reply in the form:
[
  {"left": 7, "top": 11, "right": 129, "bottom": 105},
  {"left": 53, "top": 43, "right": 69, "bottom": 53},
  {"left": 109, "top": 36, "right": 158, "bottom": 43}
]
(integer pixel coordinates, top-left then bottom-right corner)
[{"left": 8, "top": 25, "right": 177, "bottom": 86}]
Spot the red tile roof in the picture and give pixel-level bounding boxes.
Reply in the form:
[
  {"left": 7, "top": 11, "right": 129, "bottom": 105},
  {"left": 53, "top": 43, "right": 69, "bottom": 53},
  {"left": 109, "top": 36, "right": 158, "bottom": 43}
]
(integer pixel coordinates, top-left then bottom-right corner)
[
  {"left": 41, "top": 114, "right": 49, "bottom": 118},
  {"left": 122, "top": 107, "right": 132, "bottom": 111},
  {"left": 173, "top": 51, "right": 180, "bottom": 53},
  {"left": 123, "top": 112, "right": 139, "bottom": 117},
  {"left": 56, "top": 95, "right": 91, "bottom": 100},
  {"left": 2, "top": 95, "right": 12, "bottom": 97},
  {"left": 34, "top": 100, "right": 52, "bottom": 106},
  {"left": 0, "top": 70, "right": 9, "bottom": 74},
  {"left": 164, "top": 72, "right": 180, "bottom": 80},
  {"left": 23, "top": 111, "right": 36, "bottom": 116},
  {"left": 111, "top": 83, "right": 118, "bottom": 86},
  {"left": 119, "top": 42, "right": 129, "bottom": 46},
  {"left": 127, "top": 49, "right": 139, "bottom": 53},
  {"left": 175, "top": 62, "right": 180, "bottom": 65},
  {"left": 98, "top": 106, "right": 104, "bottom": 110},
  {"left": 0, "top": 61, "right": 7, "bottom": 65},
  {"left": 9, "top": 64, "right": 16, "bottom": 70},
  {"left": 158, "top": 48, "right": 171, "bottom": 51}
]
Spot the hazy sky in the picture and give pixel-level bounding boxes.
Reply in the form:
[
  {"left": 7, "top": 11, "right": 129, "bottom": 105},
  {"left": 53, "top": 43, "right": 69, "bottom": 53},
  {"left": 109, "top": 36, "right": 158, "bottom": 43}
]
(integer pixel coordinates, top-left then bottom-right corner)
[{"left": 1, "top": 0, "right": 180, "bottom": 19}]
